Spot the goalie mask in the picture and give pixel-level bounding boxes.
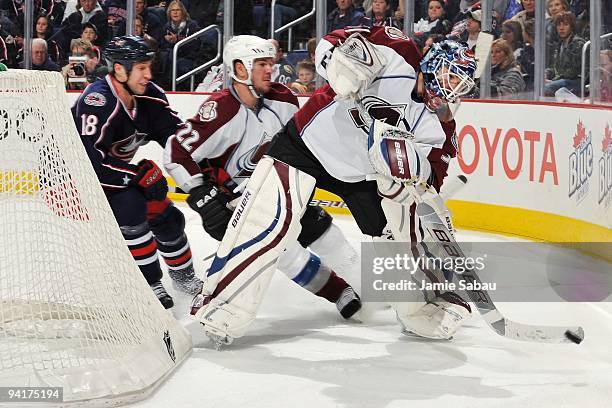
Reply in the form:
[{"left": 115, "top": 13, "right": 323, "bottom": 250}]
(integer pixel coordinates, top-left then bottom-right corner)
[
  {"left": 223, "top": 35, "right": 276, "bottom": 98},
  {"left": 419, "top": 40, "right": 476, "bottom": 110}
]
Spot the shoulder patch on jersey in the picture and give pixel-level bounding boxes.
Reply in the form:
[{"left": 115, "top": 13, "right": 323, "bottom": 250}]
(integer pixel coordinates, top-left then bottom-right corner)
[
  {"left": 84, "top": 92, "right": 107, "bottom": 107},
  {"left": 384, "top": 26, "right": 408, "bottom": 40},
  {"left": 198, "top": 100, "right": 218, "bottom": 122},
  {"left": 282, "top": 65, "right": 294, "bottom": 74}
]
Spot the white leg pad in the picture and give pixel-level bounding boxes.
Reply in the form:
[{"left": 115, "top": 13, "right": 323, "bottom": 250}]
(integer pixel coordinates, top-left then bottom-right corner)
[{"left": 194, "top": 156, "right": 315, "bottom": 340}]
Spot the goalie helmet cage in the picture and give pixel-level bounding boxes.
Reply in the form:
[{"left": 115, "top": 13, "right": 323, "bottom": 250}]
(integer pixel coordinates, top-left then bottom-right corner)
[{"left": 0, "top": 70, "right": 192, "bottom": 407}]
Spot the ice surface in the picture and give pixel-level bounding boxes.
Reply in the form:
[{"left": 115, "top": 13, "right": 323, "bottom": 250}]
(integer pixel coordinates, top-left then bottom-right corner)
[{"left": 129, "top": 204, "right": 612, "bottom": 408}]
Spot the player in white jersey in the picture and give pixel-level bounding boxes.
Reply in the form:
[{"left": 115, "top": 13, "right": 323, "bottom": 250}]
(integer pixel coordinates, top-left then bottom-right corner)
[
  {"left": 164, "top": 35, "right": 362, "bottom": 320},
  {"left": 186, "top": 27, "right": 477, "bottom": 345}
]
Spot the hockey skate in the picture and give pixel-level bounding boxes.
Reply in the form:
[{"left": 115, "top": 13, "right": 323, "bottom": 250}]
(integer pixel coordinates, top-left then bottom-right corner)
[
  {"left": 150, "top": 281, "right": 174, "bottom": 309},
  {"left": 336, "top": 286, "right": 362, "bottom": 319},
  {"left": 194, "top": 294, "right": 234, "bottom": 350},
  {"left": 396, "top": 292, "right": 471, "bottom": 340},
  {"left": 168, "top": 265, "right": 203, "bottom": 295},
  {"left": 191, "top": 293, "right": 255, "bottom": 350}
]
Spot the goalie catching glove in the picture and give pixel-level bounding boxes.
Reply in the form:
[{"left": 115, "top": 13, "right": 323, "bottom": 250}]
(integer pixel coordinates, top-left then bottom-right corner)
[
  {"left": 131, "top": 159, "right": 168, "bottom": 201},
  {"left": 187, "top": 182, "right": 234, "bottom": 241},
  {"left": 326, "top": 33, "right": 387, "bottom": 100}
]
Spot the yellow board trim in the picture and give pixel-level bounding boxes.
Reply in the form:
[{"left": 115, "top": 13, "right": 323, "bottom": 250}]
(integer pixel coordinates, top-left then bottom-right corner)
[
  {"left": 447, "top": 200, "right": 611, "bottom": 262},
  {"left": 446, "top": 200, "right": 611, "bottom": 243}
]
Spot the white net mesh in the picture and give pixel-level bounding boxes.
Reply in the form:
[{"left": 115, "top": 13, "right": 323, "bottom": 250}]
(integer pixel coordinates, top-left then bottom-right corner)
[{"left": 0, "top": 70, "right": 191, "bottom": 406}]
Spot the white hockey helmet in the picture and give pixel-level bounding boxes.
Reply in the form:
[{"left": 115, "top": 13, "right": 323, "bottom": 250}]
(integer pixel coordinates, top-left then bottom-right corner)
[{"left": 223, "top": 35, "right": 276, "bottom": 95}]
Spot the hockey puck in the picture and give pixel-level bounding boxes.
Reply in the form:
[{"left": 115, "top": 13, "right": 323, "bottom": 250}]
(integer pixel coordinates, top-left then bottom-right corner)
[{"left": 564, "top": 329, "right": 584, "bottom": 344}]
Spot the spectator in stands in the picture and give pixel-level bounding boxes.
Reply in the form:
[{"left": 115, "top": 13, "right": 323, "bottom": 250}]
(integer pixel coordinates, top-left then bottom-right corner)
[
  {"left": 446, "top": 0, "right": 477, "bottom": 40},
  {"left": 162, "top": 0, "right": 200, "bottom": 47},
  {"left": 62, "top": 38, "right": 108, "bottom": 89},
  {"left": 422, "top": 33, "right": 444, "bottom": 55},
  {"left": 546, "top": 0, "right": 569, "bottom": 48},
  {"left": 34, "top": 14, "right": 61, "bottom": 64},
  {"left": 119, "top": 0, "right": 163, "bottom": 43},
  {"left": 134, "top": 15, "right": 147, "bottom": 40},
  {"left": 269, "top": 38, "right": 296, "bottom": 85},
  {"left": 160, "top": 0, "right": 200, "bottom": 88},
  {"left": 19, "top": 38, "right": 60, "bottom": 71},
  {"left": 366, "top": 0, "right": 400, "bottom": 28},
  {"left": 80, "top": 22, "right": 102, "bottom": 60},
  {"left": 290, "top": 59, "right": 316, "bottom": 94},
  {"left": 501, "top": 20, "right": 523, "bottom": 58},
  {"left": 81, "top": 21, "right": 97, "bottom": 44},
  {"left": 328, "top": 0, "right": 366, "bottom": 32},
  {"left": 414, "top": 0, "right": 451, "bottom": 37},
  {"left": 490, "top": 38, "right": 525, "bottom": 98},
  {"left": 60, "top": 0, "right": 109, "bottom": 50},
  {"left": 461, "top": 9, "right": 481, "bottom": 50},
  {"left": 511, "top": 0, "right": 535, "bottom": 34},
  {"left": 545, "top": 11, "right": 586, "bottom": 96},
  {"left": 516, "top": 18, "right": 534, "bottom": 92},
  {"left": 395, "top": 0, "right": 434, "bottom": 25}
]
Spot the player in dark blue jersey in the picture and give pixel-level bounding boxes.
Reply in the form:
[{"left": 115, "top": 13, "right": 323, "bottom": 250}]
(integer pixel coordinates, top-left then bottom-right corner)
[{"left": 71, "top": 36, "right": 202, "bottom": 308}]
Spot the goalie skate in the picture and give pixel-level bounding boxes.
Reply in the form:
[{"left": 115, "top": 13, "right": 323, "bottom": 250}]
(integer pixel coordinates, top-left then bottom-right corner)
[{"left": 397, "top": 293, "right": 472, "bottom": 340}]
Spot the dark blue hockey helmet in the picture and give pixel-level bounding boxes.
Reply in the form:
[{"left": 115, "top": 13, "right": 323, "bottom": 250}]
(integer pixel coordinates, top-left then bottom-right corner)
[{"left": 104, "top": 36, "right": 155, "bottom": 72}]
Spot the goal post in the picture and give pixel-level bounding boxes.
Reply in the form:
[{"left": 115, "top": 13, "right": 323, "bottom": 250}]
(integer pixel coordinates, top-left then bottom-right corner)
[{"left": 0, "top": 70, "right": 192, "bottom": 406}]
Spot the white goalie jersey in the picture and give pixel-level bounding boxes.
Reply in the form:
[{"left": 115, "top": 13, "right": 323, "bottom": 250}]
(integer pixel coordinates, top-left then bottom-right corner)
[{"left": 296, "top": 26, "right": 455, "bottom": 187}]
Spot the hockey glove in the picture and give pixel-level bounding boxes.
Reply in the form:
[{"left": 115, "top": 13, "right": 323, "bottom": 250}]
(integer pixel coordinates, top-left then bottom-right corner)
[
  {"left": 326, "top": 33, "right": 387, "bottom": 100},
  {"left": 132, "top": 159, "right": 168, "bottom": 201},
  {"left": 367, "top": 119, "right": 431, "bottom": 185},
  {"left": 187, "top": 182, "right": 234, "bottom": 241}
]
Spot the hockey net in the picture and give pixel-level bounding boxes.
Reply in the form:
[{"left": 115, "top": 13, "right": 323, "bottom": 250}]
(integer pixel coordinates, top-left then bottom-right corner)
[{"left": 0, "top": 70, "right": 191, "bottom": 406}]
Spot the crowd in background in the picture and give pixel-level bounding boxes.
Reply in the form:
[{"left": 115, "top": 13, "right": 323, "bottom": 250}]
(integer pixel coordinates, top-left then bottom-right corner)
[{"left": 1, "top": 0, "right": 610, "bottom": 101}]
